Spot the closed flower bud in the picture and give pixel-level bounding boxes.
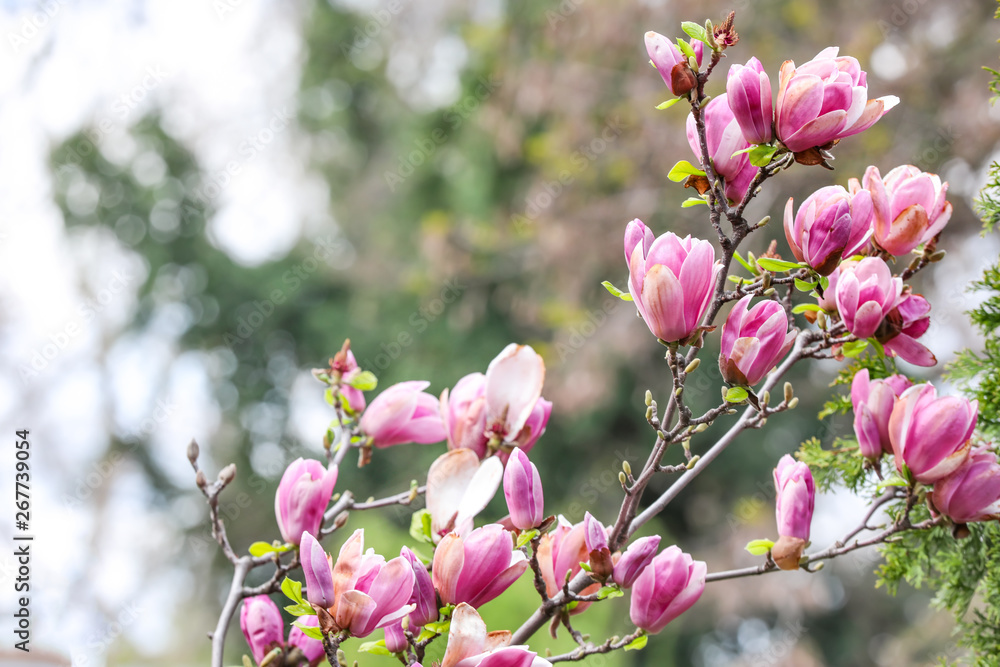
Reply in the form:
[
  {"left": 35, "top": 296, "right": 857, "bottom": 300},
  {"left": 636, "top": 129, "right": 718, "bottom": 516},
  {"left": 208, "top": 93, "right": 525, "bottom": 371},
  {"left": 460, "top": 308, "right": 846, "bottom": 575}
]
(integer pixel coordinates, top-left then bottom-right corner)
[
  {"left": 645, "top": 31, "right": 703, "bottom": 97},
  {"left": 889, "top": 383, "right": 978, "bottom": 485},
  {"left": 784, "top": 186, "right": 874, "bottom": 275},
  {"left": 718, "top": 295, "right": 795, "bottom": 387},
  {"left": 613, "top": 535, "right": 661, "bottom": 589},
  {"left": 629, "top": 545, "right": 706, "bottom": 634},
  {"left": 239, "top": 595, "right": 284, "bottom": 665},
  {"left": 726, "top": 57, "right": 773, "bottom": 144},
  {"left": 287, "top": 615, "right": 325, "bottom": 665},
  {"left": 773, "top": 454, "right": 814, "bottom": 547},
  {"left": 851, "top": 369, "right": 912, "bottom": 460},
  {"left": 360, "top": 381, "right": 447, "bottom": 448},
  {"left": 930, "top": 446, "right": 1000, "bottom": 524},
  {"left": 275, "top": 459, "right": 338, "bottom": 546},
  {"left": 503, "top": 448, "right": 545, "bottom": 531}
]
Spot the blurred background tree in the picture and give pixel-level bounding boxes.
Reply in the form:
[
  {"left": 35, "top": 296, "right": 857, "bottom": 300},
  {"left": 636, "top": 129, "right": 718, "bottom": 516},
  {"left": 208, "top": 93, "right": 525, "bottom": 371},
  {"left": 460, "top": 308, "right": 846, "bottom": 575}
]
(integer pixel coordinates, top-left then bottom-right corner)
[{"left": 6, "top": 0, "right": 999, "bottom": 664}]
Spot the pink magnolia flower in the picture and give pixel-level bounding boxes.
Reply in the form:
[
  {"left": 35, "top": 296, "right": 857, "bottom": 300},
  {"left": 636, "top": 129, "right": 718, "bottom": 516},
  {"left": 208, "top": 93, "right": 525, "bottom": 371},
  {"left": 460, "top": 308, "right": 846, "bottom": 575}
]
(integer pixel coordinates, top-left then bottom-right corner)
[
  {"left": 360, "top": 381, "right": 446, "bottom": 448},
  {"left": 299, "top": 529, "right": 415, "bottom": 638},
  {"left": 889, "top": 383, "right": 978, "bottom": 485},
  {"left": 504, "top": 396, "right": 552, "bottom": 460},
  {"left": 834, "top": 257, "right": 903, "bottom": 339},
  {"left": 503, "top": 448, "right": 544, "bottom": 531},
  {"left": 775, "top": 47, "right": 899, "bottom": 155},
  {"left": 287, "top": 615, "right": 325, "bottom": 665},
  {"left": 718, "top": 295, "right": 795, "bottom": 386},
  {"left": 726, "top": 57, "right": 773, "bottom": 145},
  {"left": 440, "top": 603, "right": 553, "bottom": 667},
  {"left": 624, "top": 220, "right": 722, "bottom": 344},
  {"left": 629, "top": 545, "right": 706, "bottom": 634},
  {"left": 772, "top": 455, "right": 815, "bottom": 570},
  {"left": 612, "top": 535, "right": 661, "bottom": 589},
  {"left": 852, "top": 165, "right": 952, "bottom": 256},
  {"left": 401, "top": 546, "right": 439, "bottom": 628},
  {"left": 485, "top": 345, "right": 547, "bottom": 445},
  {"left": 784, "top": 185, "right": 874, "bottom": 275},
  {"left": 583, "top": 512, "right": 613, "bottom": 580},
  {"left": 645, "top": 31, "right": 703, "bottom": 97},
  {"left": 851, "top": 369, "right": 913, "bottom": 460},
  {"left": 878, "top": 291, "right": 936, "bottom": 367},
  {"left": 332, "top": 347, "right": 367, "bottom": 414},
  {"left": 426, "top": 449, "right": 503, "bottom": 542},
  {"left": 240, "top": 595, "right": 284, "bottom": 664},
  {"left": 441, "top": 373, "right": 490, "bottom": 459},
  {"left": 274, "top": 458, "right": 338, "bottom": 545},
  {"left": 433, "top": 524, "right": 529, "bottom": 608},
  {"left": 686, "top": 94, "right": 758, "bottom": 203},
  {"left": 931, "top": 446, "right": 1000, "bottom": 524},
  {"left": 535, "top": 516, "right": 600, "bottom": 614}
]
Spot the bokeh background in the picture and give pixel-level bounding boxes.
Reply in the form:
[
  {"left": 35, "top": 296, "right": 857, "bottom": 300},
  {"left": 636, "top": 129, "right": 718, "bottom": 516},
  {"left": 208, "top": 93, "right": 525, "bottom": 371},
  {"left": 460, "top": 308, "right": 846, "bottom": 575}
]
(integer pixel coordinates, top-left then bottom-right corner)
[{"left": 2, "top": 0, "right": 1000, "bottom": 665}]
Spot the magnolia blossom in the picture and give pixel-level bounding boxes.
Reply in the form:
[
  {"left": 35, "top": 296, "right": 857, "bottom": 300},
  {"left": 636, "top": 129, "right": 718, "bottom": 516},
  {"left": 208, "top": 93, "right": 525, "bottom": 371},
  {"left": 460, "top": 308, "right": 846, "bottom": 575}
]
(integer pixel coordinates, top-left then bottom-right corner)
[
  {"left": 360, "top": 381, "right": 446, "bottom": 448},
  {"left": 852, "top": 164, "right": 952, "bottom": 256},
  {"left": 440, "top": 603, "right": 552, "bottom": 667},
  {"left": 441, "top": 373, "right": 490, "bottom": 458},
  {"left": 718, "top": 295, "right": 795, "bottom": 386},
  {"left": 772, "top": 455, "right": 815, "bottom": 570},
  {"left": 400, "top": 546, "right": 439, "bottom": 628},
  {"left": 645, "top": 31, "right": 703, "bottom": 97},
  {"left": 686, "top": 94, "right": 758, "bottom": 203},
  {"left": 240, "top": 595, "right": 284, "bottom": 664},
  {"left": 624, "top": 220, "right": 722, "bottom": 344},
  {"left": 629, "top": 546, "right": 706, "bottom": 634},
  {"left": 426, "top": 449, "right": 503, "bottom": 541},
  {"left": 299, "top": 530, "right": 415, "bottom": 638},
  {"left": 775, "top": 47, "right": 898, "bottom": 155},
  {"left": 726, "top": 56, "right": 773, "bottom": 145},
  {"left": 331, "top": 347, "right": 367, "bottom": 414},
  {"left": 851, "top": 369, "right": 913, "bottom": 460},
  {"left": 287, "top": 615, "right": 325, "bottom": 665},
  {"left": 877, "top": 291, "right": 936, "bottom": 367},
  {"left": 890, "top": 383, "right": 978, "bottom": 485},
  {"left": 583, "top": 512, "right": 613, "bottom": 580},
  {"left": 612, "top": 535, "right": 661, "bottom": 589},
  {"left": 485, "top": 344, "right": 547, "bottom": 446},
  {"left": 536, "top": 516, "right": 600, "bottom": 614},
  {"left": 433, "top": 524, "right": 529, "bottom": 608},
  {"left": 784, "top": 185, "right": 873, "bottom": 275},
  {"left": 931, "top": 447, "right": 1000, "bottom": 524},
  {"left": 834, "top": 257, "right": 903, "bottom": 339},
  {"left": 503, "top": 448, "right": 544, "bottom": 531},
  {"left": 274, "top": 458, "right": 338, "bottom": 545}
]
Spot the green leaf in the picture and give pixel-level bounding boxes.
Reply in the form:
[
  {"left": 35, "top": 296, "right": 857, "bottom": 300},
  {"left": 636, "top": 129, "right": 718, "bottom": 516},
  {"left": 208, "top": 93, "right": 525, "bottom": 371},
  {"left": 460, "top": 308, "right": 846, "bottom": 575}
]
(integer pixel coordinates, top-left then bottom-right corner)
[
  {"left": 601, "top": 281, "right": 634, "bottom": 302},
  {"left": 756, "top": 258, "right": 802, "bottom": 273},
  {"left": 358, "top": 640, "right": 392, "bottom": 656},
  {"left": 284, "top": 602, "right": 316, "bottom": 617},
  {"left": 745, "top": 538, "right": 775, "bottom": 556},
  {"left": 794, "top": 278, "right": 818, "bottom": 292},
  {"left": 423, "top": 619, "right": 451, "bottom": 635},
  {"left": 655, "top": 98, "right": 682, "bottom": 110},
  {"left": 676, "top": 38, "right": 696, "bottom": 61},
  {"left": 748, "top": 144, "right": 778, "bottom": 167},
  {"left": 681, "top": 21, "right": 708, "bottom": 43},
  {"left": 681, "top": 197, "right": 708, "bottom": 208},
  {"left": 819, "top": 276, "right": 830, "bottom": 290},
  {"left": 579, "top": 561, "right": 593, "bottom": 572},
  {"left": 791, "top": 303, "right": 824, "bottom": 314},
  {"left": 281, "top": 577, "right": 305, "bottom": 606},
  {"left": 347, "top": 370, "right": 378, "bottom": 391},
  {"left": 515, "top": 529, "right": 539, "bottom": 549},
  {"left": 732, "top": 251, "right": 757, "bottom": 275},
  {"left": 409, "top": 508, "right": 434, "bottom": 544},
  {"left": 876, "top": 475, "right": 909, "bottom": 490},
  {"left": 597, "top": 585, "right": 624, "bottom": 600},
  {"left": 291, "top": 620, "right": 324, "bottom": 641},
  {"left": 624, "top": 634, "right": 648, "bottom": 651},
  {"left": 725, "top": 386, "right": 749, "bottom": 403},
  {"left": 249, "top": 541, "right": 292, "bottom": 557},
  {"left": 842, "top": 340, "right": 870, "bottom": 358},
  {"left": 667, "top": 159, "right": 706, "bottom": 182}
]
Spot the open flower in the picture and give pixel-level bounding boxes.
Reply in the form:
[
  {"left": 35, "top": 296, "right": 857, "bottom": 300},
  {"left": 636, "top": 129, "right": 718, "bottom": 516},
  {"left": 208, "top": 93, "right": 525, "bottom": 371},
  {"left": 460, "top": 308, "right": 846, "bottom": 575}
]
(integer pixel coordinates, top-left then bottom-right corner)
[
  {"left": 535, "top": 516, "right": 600, "bottom": 614},
  {"left": 441, "top": 372, "right": 490, "bottom": 459},
  {"left": 834, "top": 257, "right": 902, "bottom": 339},
  {"left": 784, "top": 185, "right": 873, "bottom": 275},
  {"left": 686, "top": 94, "right": 758, "bottom": 203},
  {"left": 485, "top": 344, "right": 546, "bottom": 446},
  {"left": 360, "top": 381, "right": 446, "bottom": 448},
  {"left": 890, "top": 383, "right": 978, "bottom": 485},
  {"left": 433, "top": 524, "right": 529, "bottom": 608},
  {"left": 877, "top": 291, "right": 936, "bottom": 367},
  {"left": 426, "top": 449, "right": 503, "bottom": 542},
  {"left": 624, "top": 220, "right": 721, "bottom": 344},
  {"left": 718, "top": 295, "right": 795, "bottom": 386},
  {"left": 775, "top": 47, "right": 898, "bottom": 156},
  {"left": 629, "top": 546, "right": 706, "bottom": 634},
  {"left": 274, "top": 458, "right": 338, "bottom": 546},
  {"left": 852, "top": 164, "right": 952, "bottom": 256},
  {"left": 441, "top": 603, "right": 552, "bottom": 667}
]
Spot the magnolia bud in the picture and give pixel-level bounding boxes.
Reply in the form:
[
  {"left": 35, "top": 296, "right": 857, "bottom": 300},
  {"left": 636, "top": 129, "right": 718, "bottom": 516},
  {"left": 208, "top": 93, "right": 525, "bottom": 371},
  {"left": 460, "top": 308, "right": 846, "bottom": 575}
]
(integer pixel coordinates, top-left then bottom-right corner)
[
  {"left": 686, "top": 455, "right": 700, "bottom": 469},
  {"left": 219, "top": 464, "right": 237, "bottom": 485},
  {"left": 685, "top": 358, "right": 701, "bottom": 374},
  {"left": 645, "top": 390, "right": 653, "bottom": 406},
  {"left": 762, "top": 272, "right": 772, "bottom": 290},
  {"left": 675, "top": 386, "right": 683, "bottom": 397},
  {"left": 757, "top": 215, "right": 770, "bottom": 228},
  {"left": 928, "top": 250, "right": 946, "bottom": 262},
  {"left": 763, "top": 287, "right": 776, "bottom": 297},
  {"left": 619, "top": 471, "right": 628, "bottom": 486},
  {"left": 187, "top": 439, "right": 200, "bottom": 465},
  {"left": 196, "top": 470, "right": 207, "bottom": 488},
  {"left": 784, "top": 382, "right": 794, "bottom": 402},
  {"left": 760, "top": 390, "right": 770, "bottom": 407},
  {"left": 623, "top": 461, "right": 632, "bottom": 476},
  {"left": 787, "top": 397, "right": 799, "bottom": 410},
  {"left": 695, "top": 423, "right": 709, "bottom": 432},
  {"left": 646, "top": 406, "right": 655, "bottom": 420}
]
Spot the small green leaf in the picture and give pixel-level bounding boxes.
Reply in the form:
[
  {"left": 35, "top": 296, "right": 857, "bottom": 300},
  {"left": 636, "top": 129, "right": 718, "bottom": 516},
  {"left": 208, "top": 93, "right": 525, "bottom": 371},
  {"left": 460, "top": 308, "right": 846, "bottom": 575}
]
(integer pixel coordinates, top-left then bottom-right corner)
[
  {"left": 732, "top": 251, "right": 757, "bottom": 275},
  {"left": 756, "top": 258, "right": 802, "bottom": 273},
  {"left": 842, "top": 340, "right": 870, "bottom": 358},
  {"left": 876, "top": 475, "right": 908, "bottom": 490},
  {"left": 730, "top": 146, "right": 754, "bottom": 158},
  {"left": 291, "top": 620, "right": 324, "bottom": 641},
  {"left": 794, "top": 278, "right": 818, "bottom": 292},
  {"left": 681, "top": 197, "right": 708, "bottom": 208},
  {"left": 284, "top": 602, "right": 316, "bottom": 617},
  {"left": 819, "top": 276, "right": 830, "bottom": 290},
  {"left": 347, "top": 370, "right": 378, "bottom": 391},
  {"left": 597, "top": 585, "right": 624, "bottom": 600},
  {"left": 676, "top": 38, "right": 696, "bottom": 61},
  {"left": 667, "top": 160, "right": 706, "bottom": 182},
  {"left": 725, "top": 386, "right": 749, "bottom": 403},
  {"left": 424, "top": 619, "right": 451, "bottom": 635},
  {"left": 792, "top": 303, "right": 825, "bottom": 314},
  {"left": 410, "top": 509, "right": 434, "bottom": 544},
  {"left": 745, "top": 538, "right": 775, "bottom": 556},
  {"left": 515, "top": 529, "right": 539, "bottom": 549},
  {"left": 249, "top": 541, "right": 277, "bottom": 557},
  {"left": 579, "top": 561, "right": 593, "bottom": 572},
  {"left": 681, "top": 21, "right": 708, "bottom": 43},
  {"left": 601, "top": 281, "right": 634, "bottom": 302},
  {"left": 281, "top": 577, "right": 305, "bottom": 606},
  {"left": 748, "top": 144, "right": 778, "bottom": 167},
  {"left": 656, "top": 98, "right": 682, "bottom": 110},
  {"left": 624, "top": 634, "right": 648, "bottom": 651},
  {"left": 358, "top": 640, "right": 392, "bottom": 656}
]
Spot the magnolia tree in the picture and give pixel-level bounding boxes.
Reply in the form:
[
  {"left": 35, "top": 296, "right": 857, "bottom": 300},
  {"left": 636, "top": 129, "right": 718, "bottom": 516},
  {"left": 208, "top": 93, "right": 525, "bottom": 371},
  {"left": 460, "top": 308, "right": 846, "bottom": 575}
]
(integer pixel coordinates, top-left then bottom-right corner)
[{"left": 190, "top": 12, "right": 1000, "bottom": 667}]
